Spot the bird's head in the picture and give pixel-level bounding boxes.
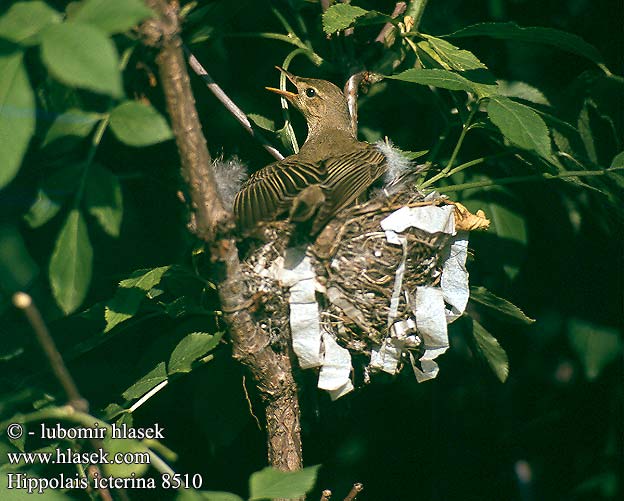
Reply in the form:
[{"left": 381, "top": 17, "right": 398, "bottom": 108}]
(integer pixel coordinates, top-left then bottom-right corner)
[{"left": 266, "top": 67, "right": 353, "bottom": 138}]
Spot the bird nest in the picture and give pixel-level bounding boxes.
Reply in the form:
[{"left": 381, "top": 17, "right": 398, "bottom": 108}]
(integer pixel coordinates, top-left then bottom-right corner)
[{"left": 239, "top": 187, "right": 454, "bottom": 361}]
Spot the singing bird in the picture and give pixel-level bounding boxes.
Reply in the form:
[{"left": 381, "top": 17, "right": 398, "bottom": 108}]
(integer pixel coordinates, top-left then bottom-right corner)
[{"left": 233, "top": 68, "right": 388, "bottom": 235}]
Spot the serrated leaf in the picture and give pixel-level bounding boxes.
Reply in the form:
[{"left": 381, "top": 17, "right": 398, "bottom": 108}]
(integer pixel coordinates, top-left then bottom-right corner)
[
  {"left": 249, "top": 465, "right": 320, "bottom": 500},
  {"left": 568, "top": 319, "right": 621, "bottom": 380},
  {"left": 49, "top": 210, "right": 93, "bottom": 314},
  {"left": 496, "top": 80, "right": 550, "bottom": 106},
  {"left": 43, "top": 108, "right": 100, "bottom": 147},
  {"left": 85, "top": 164, "right": 123, "bottom": 237},
  {"left": 322, "top": 4, "right": 369, "bottom": 34},
  {"left": 104, "top": 266, "right": 170, "bottom": 332},
  {"left": 122, "top": 361, "right": 168, "bottom": 400},
  {"left": 0, "top": 50, "right": 35, "bottom": 189},
  {"left": 168, "top": 332, "right": 221, "bottom": 375},
  {"left": 0, "top": 1, "right": 61, "bottom": 44},
  {"left": 447, "top": 22, "right": 605, "bottom": 68},
  {"left": 40, "top": 22, "right": 123, "bottom": 97},
  {"left": 471, "top": 319, "right": 509, "bottom": 382},
  {"left": 387, "top": 68, "right": 476, "bottom": 92},
  {"left": 487, "top": 96, "right": 552, "bottom": 160},
  {"left": 422, "top": 35, "right": 487, "bottom": 71},
  {"left": 110, "top": 101, "right": 173, "bottom": 146},
  {"left": 470, "top": 286, "right": 535, "bottom": 324},
  {"left": 248, "top": 113, "right": 276, "bottom": 132},
  {"left": 69, "top": 0, "right": 153, "bottom": 34}
]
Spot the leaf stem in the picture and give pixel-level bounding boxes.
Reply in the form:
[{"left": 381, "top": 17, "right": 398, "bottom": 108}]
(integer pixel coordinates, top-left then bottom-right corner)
[
  {"left": 279, "top": 48, "right": 308, "bottom": 154},
  {"left": 226, "top": 32, "right": 324, "bottom": 66},
  {"left": 405, "top": 0, "right": 429, "bottom": 31},
  {"left": 436, "top": 167, "right": 623, "bottom": 193},
  {"left": 420, "top": 103, "right": 479, "bottom": 188}
]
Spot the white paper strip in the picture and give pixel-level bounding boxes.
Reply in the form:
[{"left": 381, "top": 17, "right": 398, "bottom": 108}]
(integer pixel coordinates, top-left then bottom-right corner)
[
  {"left": 318, "top": 331, "right": 354, "bottom": 400},
  {"left": 380, "top": 205, "right": 456, "bottom": 236},
  {"left": 440, "top": 231, "right": 470, "bottom": 323},
  {"left": 412, "top": 286, "right": 449, "bottom": 382}
]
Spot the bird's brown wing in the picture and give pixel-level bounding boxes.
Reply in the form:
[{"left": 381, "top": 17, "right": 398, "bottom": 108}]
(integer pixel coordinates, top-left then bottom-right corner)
[
  {"left": 312, "top": 145, "right": 387, "bottom": 233},
  {"left": 233, "top": 156, "right": 327, "bottom": 230}
]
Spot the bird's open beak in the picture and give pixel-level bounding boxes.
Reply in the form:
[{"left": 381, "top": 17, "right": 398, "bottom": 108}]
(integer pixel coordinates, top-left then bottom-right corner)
[{"left": 266, "top": 66, "right": 298, "bottom": 100}]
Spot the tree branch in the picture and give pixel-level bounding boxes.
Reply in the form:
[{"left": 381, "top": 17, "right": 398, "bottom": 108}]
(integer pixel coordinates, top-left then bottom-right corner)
[{"left": 142, "top": 0, "right": 303, "bottom": 471}]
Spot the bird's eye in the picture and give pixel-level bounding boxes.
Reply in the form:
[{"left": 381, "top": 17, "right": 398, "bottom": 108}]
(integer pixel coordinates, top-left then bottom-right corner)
[{"left": 305, "top": 88, "right": 316, "bottom": 98}]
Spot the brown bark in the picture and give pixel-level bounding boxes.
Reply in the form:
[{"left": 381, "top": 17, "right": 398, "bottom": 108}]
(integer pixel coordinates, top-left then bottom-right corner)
[{"left": 142, "top": 0, "right": 302, "bottom": 471}]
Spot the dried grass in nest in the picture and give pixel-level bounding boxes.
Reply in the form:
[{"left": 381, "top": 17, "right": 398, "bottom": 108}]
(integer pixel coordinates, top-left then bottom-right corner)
[
  {"left": 311, "top": 188, "right": 450, "bottom": 355},
  {"left": 240, "top": 188, "right": 450, "bottom": 356}
]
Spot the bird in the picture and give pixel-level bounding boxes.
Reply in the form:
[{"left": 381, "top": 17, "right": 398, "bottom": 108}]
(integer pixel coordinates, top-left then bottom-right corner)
[{"left": 233, "top": 68, "right": 388, "bottom": 235}]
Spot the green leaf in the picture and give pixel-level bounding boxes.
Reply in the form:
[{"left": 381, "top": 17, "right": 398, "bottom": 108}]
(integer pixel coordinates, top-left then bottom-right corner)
[
  {"left": 248, "top": 113, "right": 276, "bottom": 132},
  {"left": 49, "top": 210, "right": 93, "bottom": 314},
  {"left": 43, "top": 108, "right": 100, "bottom": 147},
  {"left": 85, "top": 164, "right": 123, "bottom": 237},
  {"left": 387, "top": 68, "right": 476, "bottom": 93},
  {"left": 470, "top": 286, "right": 535, "bottom": 324},
  {"left": 422, "top": 35, "right": 487, "bottom": 71},
  {"left": 249, "top": 465, "right": 320, "bottom": 500},
  {"left": 168, "top": 332, "right": 222, "bottom": 375},
  {"left": 471, "top": 319, "right": 509, "bottom": 382},
  {"left": 0, "top": 50, "right": 35, "bottom": 189},
  {"left": 104, "top": 266, "right": 171, "bottom": 332},
  {"left": 110, "top": 101, "right": 173, "bottom": 146},
  {"left": 568, "top": 319, "right": 621, "bottom": 380},
  {"left": 24, "top": 164, "right": 84, "bottom": 228},
  {"left": 611, "top": 151, "right": 624, "bottom": 168},
  {"left": 322, "top": 4, "right": 369, "bottom": 34},
  {"left": 122, "top": 361, "right": 168, "bottom": 400},
  {"left": 496, "top": 80, "right": 550, "bottom": 106},
  {"left": 487, "top": 96, "right": 552, "bottom": 160},
  {"left": 69, "top": 0, "right": 153, "bottom": 34},
  {"left": 40, "top": 22, "right": 123, "bottom": 97},
  {"left": 446, "top": 22, "right": 605, "bottom": 68},
  {"left": 0, "top": 1, "right": 61, "bottom": 44}
]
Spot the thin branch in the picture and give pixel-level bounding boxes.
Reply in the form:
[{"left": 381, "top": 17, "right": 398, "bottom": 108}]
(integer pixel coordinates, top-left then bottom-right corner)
[
  {"left": 320, "top": 490, "right": 332, "bottom": 501},
  {"left": 13, "top": 293, "right": 87, "bottom": 412},
  {"left": 12, "top": 293, "right": 113, "bottom": 501},
  {"left": 320, "top": 0, "right": 331, "bottom": 12},
  {"left": 343, "top": 72, "right": 384, "bottom": 136},
  {"left": 375, "top": 2, "right": 407, "bottom": 44},
  {"left": 142, "top": 0, "right": 303, "bottom": 472},
  {"left": 437, "top": 167, "right": 623, "bottom": 193},
  {"left": 185, "top": 48, "right": 284, "bottom": 161},
  {"left": 344, "top": 483, "right": 364, "bottom": 501},
  {"left": 405, "top": 0, "right": 429, "bottom": 32}
]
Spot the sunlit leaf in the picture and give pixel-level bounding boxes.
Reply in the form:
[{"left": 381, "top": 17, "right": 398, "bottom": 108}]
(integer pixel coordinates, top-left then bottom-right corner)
[
  {"left": 487, "top": 95, "right": 552, "bottom": 160},
  {"left": 249, "top": 465, "right": 320, "bottom": 500},
  {"left": 0, "top": 1, "right": 61, "bottom": 44},
  {"left": 387, "top": 68, "right": 476, "bottom": 92},
  {"left": 43, "top": 108, "right": 100, "bottom": 147},
  {"left": 122, "top": 361, "right": 167, "bottom": 400},
  {"left": 496, "top": 80, "right": 550, "bottom": 106},
  {"left": 322, "top": 4, "right": 368, "bottom": 34},
  {"left": 422, "top": 35, "right": 487, "bottom": 71},
  {"left": 470, "top": 286, "right": 535, "bottom": 324},
  {"left": 49, "top": 210, "right": 93, "bottom": 314},
  {"left": 471, "top": 319, "right": 509, "bottom": 382},
  {"left": 0, "top": 51, "right": 35, "bottom": 189},
  {"left": 248, "top": 113, "right": 276, "bottom": 132},
  {"left": 110, "top": 101, "right": 173, "bottom": 146},
  {"left": 168, "top": 332, "right": 222, "bottom": 375},
  {"left": 85, "top": 164, "right": 123, "bottom": 237},
  {"left": 69, "top": 0, "right": 153, "bottom": 34},
  {"left": 104, "top": 266, "right": 171, "bottom": 332},
  {"left": 40, "top": 22, "right": 123, "bottom": 97}
]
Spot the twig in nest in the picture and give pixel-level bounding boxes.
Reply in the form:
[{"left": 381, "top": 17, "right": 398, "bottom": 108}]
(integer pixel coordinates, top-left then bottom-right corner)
[{"left": 344, "top": 483, "right": 364, "bottom": 501}]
